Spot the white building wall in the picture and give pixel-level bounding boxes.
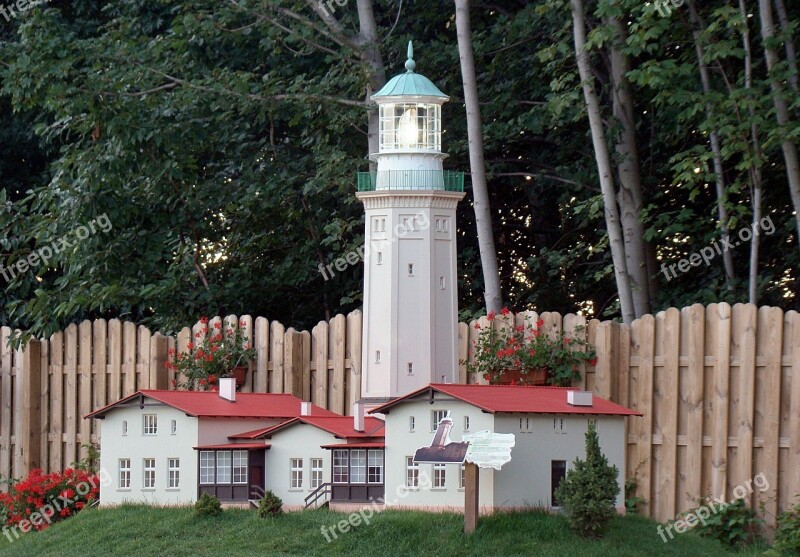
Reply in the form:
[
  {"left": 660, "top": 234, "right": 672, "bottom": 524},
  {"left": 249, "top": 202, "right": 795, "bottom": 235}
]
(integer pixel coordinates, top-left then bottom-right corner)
[
  {"left": 97, "top": 404, "right": 198, "bottom": 506},
  {"left": 382, "top": 400, "right": 494, "bottom": 511},
  {"left": 358, "top": 191, "right": 464, "bottom": 399},
  {"left": 491, "top": 415, "right": 627, "bottom": 510},
  {"left": 262, "top": 424, "right": 336, "bottom": 509}
]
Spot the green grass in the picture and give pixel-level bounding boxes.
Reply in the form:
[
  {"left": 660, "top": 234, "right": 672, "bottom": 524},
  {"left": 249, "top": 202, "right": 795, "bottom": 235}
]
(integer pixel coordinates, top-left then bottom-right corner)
[{"left": 0, "top": 505, "right": 766, "bottom": 557}]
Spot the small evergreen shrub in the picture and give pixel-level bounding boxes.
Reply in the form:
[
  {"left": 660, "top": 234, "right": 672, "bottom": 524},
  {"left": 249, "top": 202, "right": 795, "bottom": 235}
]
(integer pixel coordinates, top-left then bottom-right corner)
[
  {"left": 686, "top": 497, "right": 760, "bottom": 548},
  {"left": 554, "top": 422, "right": 619, "bottom": 538},
  {"left": 773, "top": 502, "right": 800, "bottom": 555},
  {"left": 257, "top": 490, "right": 283, "bottom": 518},
  {"left": 194, "top": 493, "right": 222, "bottom": 517}
]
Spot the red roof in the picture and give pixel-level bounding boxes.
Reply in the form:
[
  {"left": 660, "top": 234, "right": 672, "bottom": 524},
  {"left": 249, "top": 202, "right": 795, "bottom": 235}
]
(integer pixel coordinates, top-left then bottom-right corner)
[
  {"left": 370, "top": 384, "right": 642, "bottom": 416},
  {"left": 232, "top": 416, "right": 385, "bottom": 440},
  {"left": 321, "top": 442, "right": 385, "bottom": 449},
  {"left": 85, "top": 390, "right": 339, "bottom": 419},
  {"left": 193, "top": 443, "right": 271, "bottom": 450}
]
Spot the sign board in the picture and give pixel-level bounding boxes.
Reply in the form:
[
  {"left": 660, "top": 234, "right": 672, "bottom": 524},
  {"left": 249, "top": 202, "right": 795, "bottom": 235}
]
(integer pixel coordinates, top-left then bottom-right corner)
[
  {"left": 463, "top": 430, "right": 515, "bottom": 470},
  {"left": 414, "top": 413, "right": 469, "bottom": 464}
]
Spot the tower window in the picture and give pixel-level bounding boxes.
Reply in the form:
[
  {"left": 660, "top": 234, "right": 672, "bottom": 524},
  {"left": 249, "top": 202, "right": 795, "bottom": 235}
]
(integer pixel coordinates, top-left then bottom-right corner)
[
  {"left": 377, "top": 252, "right": 383, "bottom": 265},
  {"left": 375, "top": 350, "right": 381, "bottom": 363},
  {"left": 439, "top": 276, "right": 445, "bottom": 290},
  {"left": 408, "top": 264, "right": 414, "bottom": 276},
  {"left": 407, "top": 362, "right": 414, "bottom": 374}
]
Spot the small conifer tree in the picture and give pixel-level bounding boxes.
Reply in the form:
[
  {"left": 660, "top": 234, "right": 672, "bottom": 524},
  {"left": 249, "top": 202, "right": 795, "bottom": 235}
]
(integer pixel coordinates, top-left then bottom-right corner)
[{"left": 554, "top": 422, "right": 620, "bottom": 537}]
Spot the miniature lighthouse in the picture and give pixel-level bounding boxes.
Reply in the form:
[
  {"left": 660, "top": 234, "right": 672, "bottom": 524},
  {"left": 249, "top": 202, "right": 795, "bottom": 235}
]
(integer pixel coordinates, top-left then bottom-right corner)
[{"left": 357, "top": 42, "right": 466, "bottom": 401}]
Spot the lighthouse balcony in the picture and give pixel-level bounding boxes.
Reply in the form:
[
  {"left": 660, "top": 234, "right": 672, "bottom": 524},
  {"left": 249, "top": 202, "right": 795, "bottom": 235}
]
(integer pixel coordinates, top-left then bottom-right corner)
[{"left": 356, "top": 170, "right": 464, "bottom": 192}]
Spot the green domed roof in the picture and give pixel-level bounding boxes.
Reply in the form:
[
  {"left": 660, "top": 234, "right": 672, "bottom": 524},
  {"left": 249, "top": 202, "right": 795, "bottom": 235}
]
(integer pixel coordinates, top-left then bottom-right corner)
[{"left": 372, "top": 41, "right": 448, "bottom": 100}]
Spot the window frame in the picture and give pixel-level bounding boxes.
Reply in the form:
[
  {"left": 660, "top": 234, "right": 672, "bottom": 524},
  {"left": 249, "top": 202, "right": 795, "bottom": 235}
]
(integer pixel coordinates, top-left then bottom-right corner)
[
  {"left": 142, "top": 414, "right": 158, "bottom": 435},
  {"left": 167, "top": 458, "right": 180, "bottom": 489},
  {"left": 232, "top": 450, "right": 248, "bottom": 485},
  {"left": 118, "top": 458, "right": 131, "bottom": 490},
  {"left": 310, "top": 458, "right": 324, "bottom": 490},
  {"left": 367, "top": 450, "right": 384, "bottom": 484},
  {"left": 290, "top": 458, "right": 304, "bottom": 490},
  {"left": 431, "top": 409, "right": 449, "bottom": 431},
  {"left": 199, "top": 451, "right": 215, "bottom": 485},
  {"left": 143, "top": 458, "right": 156, "bottom": 489},
  {"left": 405, "top": 456, "right": 419, "bottom": 488},
  {"left": 333, "top": 449, "right": 349, "bottom": 484},
  {"left": 433, "top": 463, "right": 446, "bottom": 489}
]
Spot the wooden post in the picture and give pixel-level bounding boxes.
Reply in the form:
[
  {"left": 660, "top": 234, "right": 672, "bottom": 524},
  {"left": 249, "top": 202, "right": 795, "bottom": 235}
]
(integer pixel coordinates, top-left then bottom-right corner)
[
  {"left": 464, "top": 462, "right": 479, "bottom": 533},
  {"left": 149, "top": 334, "right": 170, "bottom": 390},
  {"left": 283, "top": 329, "right": 303, "bottom": 398},
  {"left": 21, "top": 339, "right": 42, "bottom": 474}
]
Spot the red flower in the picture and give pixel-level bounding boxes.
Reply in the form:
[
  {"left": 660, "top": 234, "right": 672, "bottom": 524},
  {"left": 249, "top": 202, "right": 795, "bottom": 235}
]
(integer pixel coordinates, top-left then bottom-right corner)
[
  {"left": 200, "top": 316, "right": 209, "bottom": 324},
  {"left": 536, "top": 319, "right": 544, "bottom": 327},
  {"left": 195, "top": 332, "right": 202, "bottom": 339},
  {"left": 589, "top": 357, "right": 598, "bottom": 366},
  {"left": 474, "top": 323, "right": 481, "bottom": 330},
  {"left": 487, "top": 311, "right": 495, "bottom": 321},
  {"left": 170, "top": 379, "right": 178, "bottom": 388},
  {"left": 239, "top": 321, "right": 247, "bottom": 328},
  {"left": 564, "top": 337, "right": 571, "bottom": 345},
  {"left": 515, "top": 325, "right": 524, "bottom": 332},
  {"left": 500, "top": 307, "right": 510, "bottom": 316},
  {"left": 199, "top": 379, "right": 207, "bottom": 386},
  {"left": 208, "top": 375, "right": 217, "bottom": 384},
  {"left": 483, "top": 373, "right": 490, "bottom": 380},
  {"left": 187, "top": 342, "right": 194, "bottom": 350},
  {"left": 167, "top": 348, "right": 175, "bottom": 356},
  {"left": 214, "top": 322, "right": 222, "bottom": 329}
]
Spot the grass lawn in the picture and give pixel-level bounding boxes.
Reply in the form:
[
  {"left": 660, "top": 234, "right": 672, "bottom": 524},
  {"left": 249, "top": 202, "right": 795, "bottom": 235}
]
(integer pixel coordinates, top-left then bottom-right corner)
[{"left": 0, "top": 505, "right": 766, "bottom": 557}]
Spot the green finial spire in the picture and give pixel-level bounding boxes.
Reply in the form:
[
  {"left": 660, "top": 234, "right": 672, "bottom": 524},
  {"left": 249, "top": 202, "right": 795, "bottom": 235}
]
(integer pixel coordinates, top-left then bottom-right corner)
[{"left": 405, "top": 40, "right": 416, "bottom": 73}]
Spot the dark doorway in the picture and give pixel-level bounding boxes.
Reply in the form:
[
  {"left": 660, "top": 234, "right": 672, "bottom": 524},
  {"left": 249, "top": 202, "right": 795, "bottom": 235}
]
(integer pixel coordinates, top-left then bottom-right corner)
[{"left": 551, "top": 460, "right": 567, "bottom": 507}]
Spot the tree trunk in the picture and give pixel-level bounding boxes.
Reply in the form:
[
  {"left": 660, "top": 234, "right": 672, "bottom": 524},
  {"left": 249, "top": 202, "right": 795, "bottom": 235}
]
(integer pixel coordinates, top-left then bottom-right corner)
[
  {"left": 773, "top": 0, "right": 799, "bottom": 93},
  {"left": 454, "top": 0, "right": 503, "bottom": 313},
  {"left": 759, "top": 0, "right": 800, "bottom": 254},
  {"left": 355, "top": 0, "right": 386, "bottom": 157},
  {"left": 740, "top": 0, "right": 765, "bottom": 303},
  {"left": 608, "top": 16, "right": 652, "bottom": 316},
  {"left": 571, "top": 0, "right": 635, "bottom": 324},
  {"left": 687, "top": 0, "right": 736, "bottom": 289}
]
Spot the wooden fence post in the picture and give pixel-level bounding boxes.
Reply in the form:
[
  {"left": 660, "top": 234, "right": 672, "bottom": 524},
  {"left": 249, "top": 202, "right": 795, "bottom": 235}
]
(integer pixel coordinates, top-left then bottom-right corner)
[
  {"left": 284, "top": 329, "right": 303, "bottom": 399},
  {"left": 21, "top": 339, "right": 42, "bottom": 474},
  {"left": 149, "top": 333, "right": 169, "bottom": 390}
]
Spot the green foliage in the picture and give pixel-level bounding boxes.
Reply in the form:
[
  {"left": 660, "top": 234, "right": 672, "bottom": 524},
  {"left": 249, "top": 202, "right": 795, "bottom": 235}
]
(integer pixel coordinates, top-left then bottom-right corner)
[
  {"left": 554, "top": 423, "right": 620, "bottom": 538},
  {"left": 681, "top": 498, "right": 760, "bottom": 548},
  {"left": 256, "top": 490, "right": 283, "bottom": 518},
  {"left": 194, "top": 493, "right": 222, "bottom": 517},
  {"left": 773, "top": 501, "right": 800, "bottom": 555},
  {"left": 70, "top": 443, "right": 100, "bottom": 473},
  {"left": 624, "top": 458, "right": 648, "bottom": 515}
]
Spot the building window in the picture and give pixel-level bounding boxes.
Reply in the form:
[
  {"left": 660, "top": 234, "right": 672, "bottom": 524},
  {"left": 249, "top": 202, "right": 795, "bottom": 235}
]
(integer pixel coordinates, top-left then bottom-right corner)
[
  {"left": 407, "top": 362, "right": 414, "bottom": 374},
  {"left": 409, "top": 416, "right": 415, "bottom": 432},
  {"left": 200, "top": 451, "right": 215, "bottom": 484},
  {"left": 311, "top": 458, "right": 324, "bottom": 489},
  {"left": 121, "top": 420, "right": 127, "bottom": 436},
  {"left": 520, "top": 417, "right": 533, "bottom": 433},
  {"left": 459, "top": 465, "right": 466, "bottom": 490},
  {"left": 433, "top": 464, "right": 446, "bottom": 488},
  {"left": 216, "top": 451, "right": 232, "bottom": 483},
  {"left": 408, "top": 263, "right": 414, "bottom": 276},
  {"left": 118, "top": 459, "right": 130, "bottom": 489},
  {"left": 171, "top": 420, "right": 177, "bottom": 435},
  {"left": 368, "top": 450, "right": 384, "bottom": 484},
  {"left": 377, "top": 252, "right": 383, "bottom": 265},
  {"left": 350, "top": 450, "right": 367, "bottom": 483},
  {"left": 233, "top": 450, "right": 248, "bottom": 484},
  {"left": 143, "top": 414, "right": 157, "bottom": 435},
  {"left": 552, "top": 460, "right": 567, "bottom": 507},
  {"left": 333, "top": 450, "right": 349, "bottom": 483},
  {"left": 375, "top": 350, "right": 381, "bottom": 364},
  {"left": 406, "top": 457, "right": 419, "bottom": 487},
  {"left": 554, "top": 417, "right": 566, "bottom": 434},
  {"left": 143, "top": 458, "right": 156, "bottom": 489},
  {"left": 290, "top": 458, "right": 303, "bottom": 489},
  {"left": 463, "top": 416, "right": 470, "bottom": 432},
  {"left": 432, "top": 410, "right": 449, "bottom": 431},
  {"left": 168, "top": 458, "right": 180, "bottom": 489}
]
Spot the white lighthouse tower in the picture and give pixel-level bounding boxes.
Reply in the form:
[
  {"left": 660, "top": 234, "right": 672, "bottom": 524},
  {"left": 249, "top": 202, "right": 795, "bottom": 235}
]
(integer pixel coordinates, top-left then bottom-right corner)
[{"left": 357, "top": 42, "right": 465, "bottom": 402}]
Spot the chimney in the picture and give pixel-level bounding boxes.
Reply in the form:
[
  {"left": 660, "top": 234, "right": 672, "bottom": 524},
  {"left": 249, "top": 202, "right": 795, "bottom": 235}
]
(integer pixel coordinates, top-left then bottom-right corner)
[
  {"left": 219, "top": 377, "right": 236, "bottom": 402},
  {"left": 353, "top": 401, "right": 365, "bottom": 432},
  {"left": 301, "top": 401, "right": 312, "bottom": 416},
  {"left": 567, "top": 390, "right": 593, "bottom": 407}
]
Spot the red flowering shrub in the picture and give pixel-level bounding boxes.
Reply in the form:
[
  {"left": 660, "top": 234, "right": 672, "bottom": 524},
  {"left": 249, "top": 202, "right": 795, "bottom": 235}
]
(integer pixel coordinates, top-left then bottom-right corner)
[{"left": 0, "top": 468, "right": 99, "bottom": 534}]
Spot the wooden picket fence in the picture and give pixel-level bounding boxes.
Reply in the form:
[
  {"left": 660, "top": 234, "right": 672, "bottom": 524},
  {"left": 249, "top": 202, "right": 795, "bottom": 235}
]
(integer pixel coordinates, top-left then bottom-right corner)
[{"left": 0, "top": 303, "right": 798, "bottom": 526}]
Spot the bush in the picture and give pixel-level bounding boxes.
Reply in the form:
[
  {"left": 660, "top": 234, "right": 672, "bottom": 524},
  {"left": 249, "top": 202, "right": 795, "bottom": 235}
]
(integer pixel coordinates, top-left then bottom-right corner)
[
  {"left": 257, "top": 490, "right": 283, "bottom": 518},
  {"left": 0, "top": 468, "right": 100, "bottom": 533},
  {"left": 684, "top": 497, "right": 760, "bottom": 548},
  {"left": 773, "top": 502, "right": 800, "bottom": 555},
  {"left": 194, "top": 493, "right": 222, "bottom": 517},
  {"left": 554, "top": 422, "right": 619, "bottom": 538}
]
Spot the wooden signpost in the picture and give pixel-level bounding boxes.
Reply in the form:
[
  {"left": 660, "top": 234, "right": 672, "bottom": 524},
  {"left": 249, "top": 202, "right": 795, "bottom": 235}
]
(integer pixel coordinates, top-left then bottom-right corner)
[{"left": 462, "top": 430, "right": 515, "bottom": 533}]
